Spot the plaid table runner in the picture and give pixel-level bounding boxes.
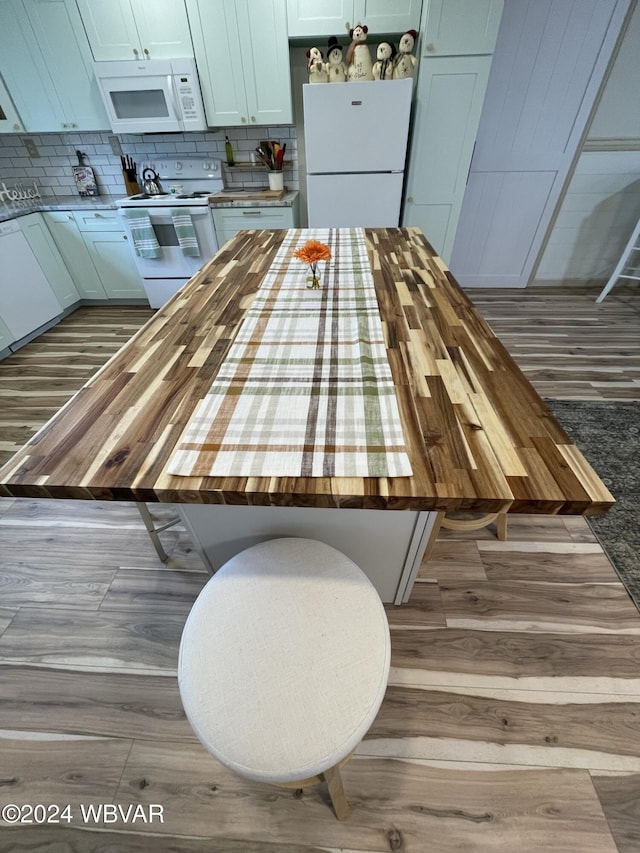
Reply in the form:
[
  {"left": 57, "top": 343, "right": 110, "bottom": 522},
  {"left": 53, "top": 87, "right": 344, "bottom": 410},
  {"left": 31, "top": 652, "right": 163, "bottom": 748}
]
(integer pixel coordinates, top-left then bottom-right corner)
[{"left": 166, "top": 228, "right": 412, "bottom": 478}]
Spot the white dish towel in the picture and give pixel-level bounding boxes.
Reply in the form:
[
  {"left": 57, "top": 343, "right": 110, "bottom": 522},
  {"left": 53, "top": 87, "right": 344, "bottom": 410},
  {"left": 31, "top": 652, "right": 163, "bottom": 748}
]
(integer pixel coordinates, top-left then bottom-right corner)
[
  {"left": 171, "top": 210, "right": 201, "bottom": 257},
  {"left": 123, "top": 209, "right": 161, "bottom": 259}
]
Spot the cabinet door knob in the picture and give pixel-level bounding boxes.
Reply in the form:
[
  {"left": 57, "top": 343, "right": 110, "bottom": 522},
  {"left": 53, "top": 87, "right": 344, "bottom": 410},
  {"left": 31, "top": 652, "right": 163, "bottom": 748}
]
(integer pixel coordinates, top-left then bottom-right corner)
[
  {"left": 426, "top": 42, "right": 435, "bottom": 52},
  {"left": 13, "top": 123, "right": 21, "bottom": 131},
  {"left": 250, "top": 116, "right": 256, "bottom": 123},
  {"left": 144, "top": 48, "right": 149, "bottom": 56},
  {"left": 407, "top": 196, "right": 414, "bottom": 203},
  {"left": 123, "top": 234, "right": 128, "bottom": 240},
  {"left": 94, "top": 212, "right": 103, "bottom": 218},
  {"left": 133, "top": 48, "right": 139, "bottom": 56},
  {"left": 241, "top": 116, "right": 247, "bottom": 124}
]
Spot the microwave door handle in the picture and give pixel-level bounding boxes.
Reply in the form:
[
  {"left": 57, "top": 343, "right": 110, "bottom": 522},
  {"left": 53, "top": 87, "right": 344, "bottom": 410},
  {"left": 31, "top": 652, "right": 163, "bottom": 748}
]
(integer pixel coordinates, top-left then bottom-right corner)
[{"left": 168, "top": 75, "right": 181, "bottom": 121}]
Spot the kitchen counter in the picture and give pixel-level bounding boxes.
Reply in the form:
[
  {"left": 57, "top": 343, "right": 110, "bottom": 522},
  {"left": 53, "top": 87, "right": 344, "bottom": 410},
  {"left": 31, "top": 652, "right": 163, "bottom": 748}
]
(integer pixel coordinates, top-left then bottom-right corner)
[
  {"left": 0, "top": 194, "right": 118, "bottom": 223},
  {"left": 0, "top": 190, "right": 299, "bottom": 220},
  {"left": 0, "top": 226, "right": 613, "bottom": 602},
  {"left": 0, "top": 226, "right": 613, "bottom": 515},
  {"left": 209, "top": 189, "right": 298, "bottom": 208}
]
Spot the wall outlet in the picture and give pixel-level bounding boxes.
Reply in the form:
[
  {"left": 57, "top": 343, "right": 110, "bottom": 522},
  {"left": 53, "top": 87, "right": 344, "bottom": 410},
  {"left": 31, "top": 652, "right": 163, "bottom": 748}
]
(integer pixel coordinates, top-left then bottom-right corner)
[
  {"left": 22, "top": 137, "right": 40, "bottom": 158},
  {"left": 108, "top": 135, "right": 123, "bottom": 156}
]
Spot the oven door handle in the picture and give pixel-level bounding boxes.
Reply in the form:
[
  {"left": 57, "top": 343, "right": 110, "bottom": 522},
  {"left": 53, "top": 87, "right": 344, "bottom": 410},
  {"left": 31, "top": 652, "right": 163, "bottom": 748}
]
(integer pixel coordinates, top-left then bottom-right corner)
[{"left": 132, "top": 207, "right": 210, "bottom": 221}]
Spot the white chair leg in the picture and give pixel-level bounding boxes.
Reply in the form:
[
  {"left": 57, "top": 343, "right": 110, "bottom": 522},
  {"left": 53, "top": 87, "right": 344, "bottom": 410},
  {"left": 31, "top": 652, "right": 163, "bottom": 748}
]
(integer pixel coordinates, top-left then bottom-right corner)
[{"left": 596, "top": 218, "right": 640, "bottom": 303}]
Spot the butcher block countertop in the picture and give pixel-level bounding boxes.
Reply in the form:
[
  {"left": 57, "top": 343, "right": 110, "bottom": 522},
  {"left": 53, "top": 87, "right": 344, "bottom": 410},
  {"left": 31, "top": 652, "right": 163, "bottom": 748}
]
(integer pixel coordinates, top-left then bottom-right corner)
[
  {"left": 0, "top": 227, "right": 614, "bottom": 514},
  {"left": 208, "top": 189, "right": 298, "bottom": 207}
]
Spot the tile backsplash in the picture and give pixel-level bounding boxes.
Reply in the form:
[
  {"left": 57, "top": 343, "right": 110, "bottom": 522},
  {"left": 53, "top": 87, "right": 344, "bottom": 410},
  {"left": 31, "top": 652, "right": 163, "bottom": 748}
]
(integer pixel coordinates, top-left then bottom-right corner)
[{"left": 0, "top": 126, "right": 298, "bottom": 199}]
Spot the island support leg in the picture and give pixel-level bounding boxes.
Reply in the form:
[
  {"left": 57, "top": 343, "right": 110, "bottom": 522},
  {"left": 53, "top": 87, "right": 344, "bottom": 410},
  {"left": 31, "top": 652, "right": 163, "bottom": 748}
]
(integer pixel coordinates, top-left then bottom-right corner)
[
  {"left": 395, "top": 511, "right": 444, "bottom": 604},
  {"left": 177, "top": 504, "right": 437, "bottom": 604},
  {"left": 137, "top": 502, "right": 180, "bottom": 563}
]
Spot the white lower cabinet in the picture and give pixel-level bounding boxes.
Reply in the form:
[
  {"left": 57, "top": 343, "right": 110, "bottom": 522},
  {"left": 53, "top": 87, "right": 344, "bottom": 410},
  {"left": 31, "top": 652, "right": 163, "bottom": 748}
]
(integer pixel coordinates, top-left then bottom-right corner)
[
  {"left": 81, "top": 229, "right": 145, "bottom": 299},
  {"left": 45, "top": 211, "right": 108, "bottom": 300},
  {"left": 0, "top": 218, "right": 61, "bottom": 346},
  {"left": 45, "top": 210, "right": 145, "bottom": 301},
  {"left": 18, "top": 213, "right": 79, "bottom": 308},
  {"left": 212, "top": 204, "right": 298, "bottom": 246}
]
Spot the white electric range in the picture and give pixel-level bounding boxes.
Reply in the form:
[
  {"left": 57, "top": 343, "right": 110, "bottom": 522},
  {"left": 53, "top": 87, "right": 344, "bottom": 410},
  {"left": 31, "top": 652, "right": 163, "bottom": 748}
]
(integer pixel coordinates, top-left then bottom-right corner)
[{"left": 117, "top": 158, "right": 224, "bottom": 308}]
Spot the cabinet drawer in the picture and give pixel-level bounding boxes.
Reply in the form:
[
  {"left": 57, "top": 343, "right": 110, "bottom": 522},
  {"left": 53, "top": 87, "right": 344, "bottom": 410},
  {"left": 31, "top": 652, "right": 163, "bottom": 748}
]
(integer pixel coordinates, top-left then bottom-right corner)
[
  {"left": 72, "top": 209, "right": 121, "bottom": 231},
  {"left": 213, "top": 206, "right": 295, "bottom": 232}
]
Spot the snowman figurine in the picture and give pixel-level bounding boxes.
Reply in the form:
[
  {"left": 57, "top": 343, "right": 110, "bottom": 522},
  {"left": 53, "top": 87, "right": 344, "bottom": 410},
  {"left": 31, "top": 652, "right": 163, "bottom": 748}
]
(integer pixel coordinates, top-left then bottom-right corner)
[
  {"left": 326, "top": 36, "right": 347, "bottom": 83},
  {"left": 373, "top": 42, "right": 396, "bottom": 80},
  {"left": 306, "top": 46, "right": 328, "bottom": 84},
  {"left": 393, "top": 29, "right": 418, "bottom": 80},
  {"left": 346, "top": 22, "right": 373, "bottom": 81}
]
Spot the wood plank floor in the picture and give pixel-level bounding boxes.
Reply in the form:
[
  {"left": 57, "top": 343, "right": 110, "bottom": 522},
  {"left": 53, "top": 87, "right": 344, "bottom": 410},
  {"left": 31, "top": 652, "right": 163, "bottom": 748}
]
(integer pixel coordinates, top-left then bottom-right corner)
[
  {"left": 471, "top": 282, "right": 640, "bottom": 401},
  {"left": 0, "top": 285, "right": 639, "bottom": 851}
]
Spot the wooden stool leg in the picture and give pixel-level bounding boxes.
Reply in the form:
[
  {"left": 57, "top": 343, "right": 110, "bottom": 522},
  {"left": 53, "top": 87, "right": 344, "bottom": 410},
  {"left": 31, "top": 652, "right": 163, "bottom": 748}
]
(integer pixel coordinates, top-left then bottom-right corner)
[
  {"left": 441, "top": 511, "right": 500, "bottom": 533},
  {"left": 496, "top": 512, "right": 508, "bottom": 541},
  {"left": 323, "top": 764, "right": 350, "bottom": 820},
  {"left": 440, "top": 511, "right": 509, "bottom": 541}
]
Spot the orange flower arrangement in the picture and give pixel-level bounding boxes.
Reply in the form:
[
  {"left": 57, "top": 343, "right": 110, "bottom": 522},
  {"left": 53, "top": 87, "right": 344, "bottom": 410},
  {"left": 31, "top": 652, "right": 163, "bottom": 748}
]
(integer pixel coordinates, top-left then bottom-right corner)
[{"left": 294, "top": 239, "right": 332, "bottom": 289}]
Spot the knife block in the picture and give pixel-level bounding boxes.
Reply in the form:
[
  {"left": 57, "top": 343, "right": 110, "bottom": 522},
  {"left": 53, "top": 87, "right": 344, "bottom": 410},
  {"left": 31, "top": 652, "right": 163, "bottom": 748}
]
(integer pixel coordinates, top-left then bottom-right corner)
[{"left": 123, "top": 172, "right": 141, "bottom": 196}]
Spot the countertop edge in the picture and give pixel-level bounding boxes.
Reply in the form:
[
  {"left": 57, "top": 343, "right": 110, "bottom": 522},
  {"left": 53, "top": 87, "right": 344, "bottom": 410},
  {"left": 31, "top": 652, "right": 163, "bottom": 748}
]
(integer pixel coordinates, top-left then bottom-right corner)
[
  {"left": 209, "top": 190, "right": 299, "bottom": 209},
  {"left": 0, "top": 195, "right": 119, "bottom": 222},
  {"left": 0, "top": 190, "right": 300, "bottom": 221}
]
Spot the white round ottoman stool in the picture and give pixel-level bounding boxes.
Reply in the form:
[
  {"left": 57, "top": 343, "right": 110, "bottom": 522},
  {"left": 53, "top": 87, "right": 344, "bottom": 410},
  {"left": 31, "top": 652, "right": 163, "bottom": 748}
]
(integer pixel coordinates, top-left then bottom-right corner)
[{"left": 178, "top": 537, "right": 391, "bottom": 820}]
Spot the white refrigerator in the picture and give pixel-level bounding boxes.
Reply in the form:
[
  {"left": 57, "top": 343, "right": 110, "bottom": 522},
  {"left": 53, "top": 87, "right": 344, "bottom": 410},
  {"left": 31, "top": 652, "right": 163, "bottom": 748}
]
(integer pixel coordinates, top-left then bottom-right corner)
[{"left": 303, "top": 78, "right": 413, "bottom": 228}]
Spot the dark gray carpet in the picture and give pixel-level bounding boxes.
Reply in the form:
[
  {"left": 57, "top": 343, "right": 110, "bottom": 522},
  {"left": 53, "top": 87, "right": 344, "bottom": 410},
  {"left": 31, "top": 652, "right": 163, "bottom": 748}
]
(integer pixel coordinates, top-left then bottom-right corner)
[{"left": 545, "top": 399, "right": 640, "bottom": 611}]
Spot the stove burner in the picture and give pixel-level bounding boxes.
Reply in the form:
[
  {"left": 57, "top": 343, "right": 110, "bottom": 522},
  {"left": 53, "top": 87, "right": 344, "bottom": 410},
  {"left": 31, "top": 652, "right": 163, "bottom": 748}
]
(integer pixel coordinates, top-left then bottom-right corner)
[
  {"left": 175, "top": 191, "right": 210, "bottom": 199},
  {"left": 129, "top": 192, "right": 170, "bottom": 200}
]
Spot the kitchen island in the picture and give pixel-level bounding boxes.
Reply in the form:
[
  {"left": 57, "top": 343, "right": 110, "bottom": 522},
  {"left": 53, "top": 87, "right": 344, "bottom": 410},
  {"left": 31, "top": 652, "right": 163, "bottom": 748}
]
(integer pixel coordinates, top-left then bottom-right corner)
[{"left": 0, "top": 228, "right": 613, "bottom": 603}]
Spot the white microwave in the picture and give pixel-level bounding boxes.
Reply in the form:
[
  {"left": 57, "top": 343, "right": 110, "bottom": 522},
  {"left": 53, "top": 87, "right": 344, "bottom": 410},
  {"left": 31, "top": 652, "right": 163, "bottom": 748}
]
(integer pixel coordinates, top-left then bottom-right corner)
[{"left": 93, "top": 58, "right": 207, "bottom": 134}]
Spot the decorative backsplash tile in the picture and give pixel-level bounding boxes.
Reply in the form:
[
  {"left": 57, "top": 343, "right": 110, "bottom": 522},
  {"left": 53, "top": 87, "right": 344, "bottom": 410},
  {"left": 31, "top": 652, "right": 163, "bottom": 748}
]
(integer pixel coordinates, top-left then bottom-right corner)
[{"left": 0, "top": 127, "right": 298, "bottom": 199}]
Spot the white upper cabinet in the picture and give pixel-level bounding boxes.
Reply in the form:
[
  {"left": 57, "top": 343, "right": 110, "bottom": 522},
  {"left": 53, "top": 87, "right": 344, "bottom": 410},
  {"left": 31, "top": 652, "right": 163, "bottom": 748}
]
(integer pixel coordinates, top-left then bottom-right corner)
[
  {"left": 23, "top": 0, "right": 110, "bottom": 129},
  {"left": 187, "top": 0, "right": 293, "bottom": 127},
  {"left": 0, "top": 0, "right": 58, "bottom": 131},
  {"left": 76, "top": 0, "right": 194, "bottom": 61},
  {"left": 357, "top": 0, "right": 422, "bottom": 34},
  {"left": 0, "top": 73, "right": 24, "bottom": 134},
  {"left": 422, "top": 0, "right": 504, "bottom": 56},
  {"left": 286, "top": 0, "right": 353, "bottom": 37},
  {"left": 0, "top": 0, "right": 109, "bottom": 131},
  {"left": 286, "top": 0, "right": 421, "bottom": 37}
]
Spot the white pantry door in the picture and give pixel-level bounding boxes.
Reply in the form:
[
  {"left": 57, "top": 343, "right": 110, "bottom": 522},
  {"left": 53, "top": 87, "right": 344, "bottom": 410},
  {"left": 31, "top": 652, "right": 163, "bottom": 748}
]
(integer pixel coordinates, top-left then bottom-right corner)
[
  {"left": 403, "top": 55, "right": 493, "bottom": 261},
  {"left": 401, "top": 0, "right": 503, "bottom": 262},
  {"left": 449, "top": 0, "right": 632, "bottom": 288}
]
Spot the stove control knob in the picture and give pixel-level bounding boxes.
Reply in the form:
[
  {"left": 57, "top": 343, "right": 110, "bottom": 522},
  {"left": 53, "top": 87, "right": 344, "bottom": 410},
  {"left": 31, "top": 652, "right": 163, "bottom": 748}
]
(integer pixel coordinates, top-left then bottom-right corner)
[
  {"left": 175, "top": 162, "right": 183, "bottom": 171},
  {"left": 203, "top": 161, "right": 212, "bottom": 170}
]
